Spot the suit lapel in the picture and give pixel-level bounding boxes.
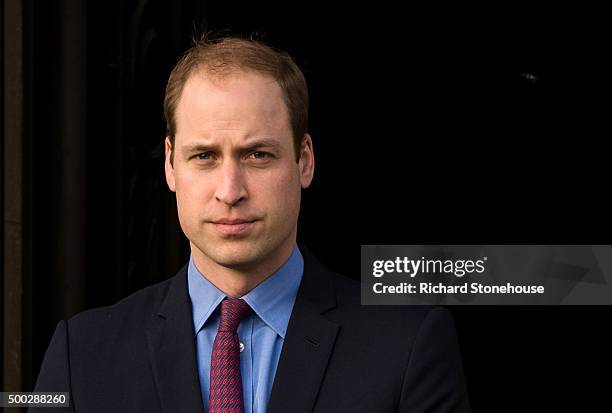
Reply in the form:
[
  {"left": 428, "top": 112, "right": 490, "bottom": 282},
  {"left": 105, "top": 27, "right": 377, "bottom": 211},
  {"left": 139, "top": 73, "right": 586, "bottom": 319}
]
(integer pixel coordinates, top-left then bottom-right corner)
[
  {"left": 146, "top": 267, "right": 205, "bottom": 413},
  {"left": 267, "top": 247, "right": 339, "bottom": 413}
]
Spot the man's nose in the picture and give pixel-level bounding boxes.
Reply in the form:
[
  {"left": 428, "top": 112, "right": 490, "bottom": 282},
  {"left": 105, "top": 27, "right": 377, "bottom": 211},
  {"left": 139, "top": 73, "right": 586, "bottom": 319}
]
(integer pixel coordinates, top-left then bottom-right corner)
[{"left": 214, "top": 160, "right": 248, "bottom": 206}]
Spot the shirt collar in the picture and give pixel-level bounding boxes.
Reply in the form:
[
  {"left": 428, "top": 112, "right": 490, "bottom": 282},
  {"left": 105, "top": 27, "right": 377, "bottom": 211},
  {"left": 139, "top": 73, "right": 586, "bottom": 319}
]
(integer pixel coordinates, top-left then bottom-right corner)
[{"left": 187, "top": 245, "right": 304, "bottom": 339}]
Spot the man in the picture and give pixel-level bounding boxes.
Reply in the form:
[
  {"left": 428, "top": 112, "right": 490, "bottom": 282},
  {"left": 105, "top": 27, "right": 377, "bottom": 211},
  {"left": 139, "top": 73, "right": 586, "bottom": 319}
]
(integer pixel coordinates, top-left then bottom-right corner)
[{"left": 31, "top": 36, "right": 471, "bottom": 412}]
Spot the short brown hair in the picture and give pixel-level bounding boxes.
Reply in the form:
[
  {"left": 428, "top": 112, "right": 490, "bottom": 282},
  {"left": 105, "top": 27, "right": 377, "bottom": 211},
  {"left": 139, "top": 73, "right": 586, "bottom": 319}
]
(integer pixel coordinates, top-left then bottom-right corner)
[{"left": 164, "top": 35, "right": 309, "bottom": 162}]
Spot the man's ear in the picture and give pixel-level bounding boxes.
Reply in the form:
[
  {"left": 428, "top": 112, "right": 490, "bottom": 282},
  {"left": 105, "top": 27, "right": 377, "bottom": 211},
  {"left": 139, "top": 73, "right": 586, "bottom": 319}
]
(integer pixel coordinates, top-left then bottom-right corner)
[
  {"left": 164, "top": 137, "right": 176, "bottom": 192},
  {"left": 298, "top": 133, "right": 315, "bottom": 189}
]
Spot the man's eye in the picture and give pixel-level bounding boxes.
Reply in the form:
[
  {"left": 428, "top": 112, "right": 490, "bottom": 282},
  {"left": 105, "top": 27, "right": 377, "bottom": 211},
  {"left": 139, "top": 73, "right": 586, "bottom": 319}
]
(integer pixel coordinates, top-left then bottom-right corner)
[
  {"left": 195, "top": 152, "right": 212, "bottom": 160},
  {"left": 250, "top": 151, "right": 270, "bottom": 160}
]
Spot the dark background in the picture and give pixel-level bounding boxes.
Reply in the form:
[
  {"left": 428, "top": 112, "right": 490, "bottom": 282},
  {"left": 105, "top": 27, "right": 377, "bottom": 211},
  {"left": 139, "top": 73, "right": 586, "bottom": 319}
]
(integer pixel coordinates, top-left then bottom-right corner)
[{"left": 2, "top": 0, "right": 611, "bottom": 411}]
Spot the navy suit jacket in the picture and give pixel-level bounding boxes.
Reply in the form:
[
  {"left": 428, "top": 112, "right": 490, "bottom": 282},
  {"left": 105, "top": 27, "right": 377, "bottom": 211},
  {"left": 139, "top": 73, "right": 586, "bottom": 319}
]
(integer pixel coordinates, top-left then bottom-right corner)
[{"left": 31, "top": 247, "right": 471, "bottom": 412}]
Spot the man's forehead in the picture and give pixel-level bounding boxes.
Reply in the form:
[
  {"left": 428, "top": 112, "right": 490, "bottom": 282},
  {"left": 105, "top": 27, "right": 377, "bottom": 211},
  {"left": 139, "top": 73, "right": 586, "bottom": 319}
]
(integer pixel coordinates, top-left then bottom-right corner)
[
  {"left": 174, "top": 69, "right": 291, "bottom": 139},
  {"left": 184, "top": 67, "right": 280, "bottom": 95},
  {"left": 179, "top": 70, "right": 285, "bottom": 115}
]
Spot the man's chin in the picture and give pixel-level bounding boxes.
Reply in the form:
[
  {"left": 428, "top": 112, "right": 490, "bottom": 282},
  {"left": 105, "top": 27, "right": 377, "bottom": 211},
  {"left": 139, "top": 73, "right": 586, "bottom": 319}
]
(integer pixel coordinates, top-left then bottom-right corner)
[{"left": 198, "top": 242, "right": 263, "bottom": 270}]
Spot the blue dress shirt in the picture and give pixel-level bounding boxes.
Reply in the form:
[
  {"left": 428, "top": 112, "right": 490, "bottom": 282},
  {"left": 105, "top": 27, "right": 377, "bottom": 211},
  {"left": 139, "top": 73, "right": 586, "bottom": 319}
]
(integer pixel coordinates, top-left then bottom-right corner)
[{"left": 187, "top": 245, "right": 304, "bottom": 413}]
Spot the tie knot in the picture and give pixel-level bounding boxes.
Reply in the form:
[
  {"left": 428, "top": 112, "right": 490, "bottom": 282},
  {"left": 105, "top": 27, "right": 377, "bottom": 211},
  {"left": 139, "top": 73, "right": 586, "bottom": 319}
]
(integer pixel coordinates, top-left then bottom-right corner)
[{"left": 218, "top": 298, "right": 251, "bottom": 332}]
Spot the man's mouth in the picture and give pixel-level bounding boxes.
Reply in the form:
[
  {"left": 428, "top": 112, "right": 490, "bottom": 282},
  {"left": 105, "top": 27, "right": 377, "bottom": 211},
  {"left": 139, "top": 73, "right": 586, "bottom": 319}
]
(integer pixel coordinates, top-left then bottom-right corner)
[
  {"left": 212, "top": 218, "right": 257, "bottom": 225},
  {"left": 209, "top": 218, "right": 258, "bottom": 236}
]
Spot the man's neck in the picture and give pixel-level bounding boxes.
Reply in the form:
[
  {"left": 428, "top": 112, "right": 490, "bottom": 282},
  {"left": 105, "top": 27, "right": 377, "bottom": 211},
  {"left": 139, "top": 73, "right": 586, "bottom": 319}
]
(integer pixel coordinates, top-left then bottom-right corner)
[{"left": 190, "top": 241, "right": 296, "bottom": 298}]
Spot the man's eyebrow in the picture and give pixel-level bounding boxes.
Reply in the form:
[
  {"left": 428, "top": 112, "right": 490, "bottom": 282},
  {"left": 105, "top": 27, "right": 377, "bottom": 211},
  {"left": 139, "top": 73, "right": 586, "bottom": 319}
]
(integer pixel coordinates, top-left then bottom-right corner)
[
  {"left": 240, "top": 138, "right": 283, "bottom": 151},
  {"left": 181, "top": 143, "right": 220, "bottom": 155},
  {"left": 180, "top": 138, "right": 283, "bottom": 155}
]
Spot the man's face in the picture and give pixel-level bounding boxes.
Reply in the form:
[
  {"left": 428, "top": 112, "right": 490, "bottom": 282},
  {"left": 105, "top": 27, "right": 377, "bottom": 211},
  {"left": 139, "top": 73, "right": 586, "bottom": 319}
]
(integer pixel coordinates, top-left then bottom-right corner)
[{"left": 165, "top": 70, "right": 314, "bottom": 272}]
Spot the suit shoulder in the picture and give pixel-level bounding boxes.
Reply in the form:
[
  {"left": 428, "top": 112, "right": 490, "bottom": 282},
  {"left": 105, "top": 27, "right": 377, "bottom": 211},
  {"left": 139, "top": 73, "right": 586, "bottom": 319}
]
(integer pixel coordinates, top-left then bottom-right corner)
[{"left": 67, "top": 274, "right": 177, "bottom": 332}]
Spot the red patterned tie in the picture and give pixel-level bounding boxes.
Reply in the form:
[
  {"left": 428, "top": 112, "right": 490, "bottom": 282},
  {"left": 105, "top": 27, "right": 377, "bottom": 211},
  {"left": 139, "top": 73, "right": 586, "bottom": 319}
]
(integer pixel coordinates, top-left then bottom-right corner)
[{"left": 209, "top": 297, "right": 251, "bottom": 413}]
